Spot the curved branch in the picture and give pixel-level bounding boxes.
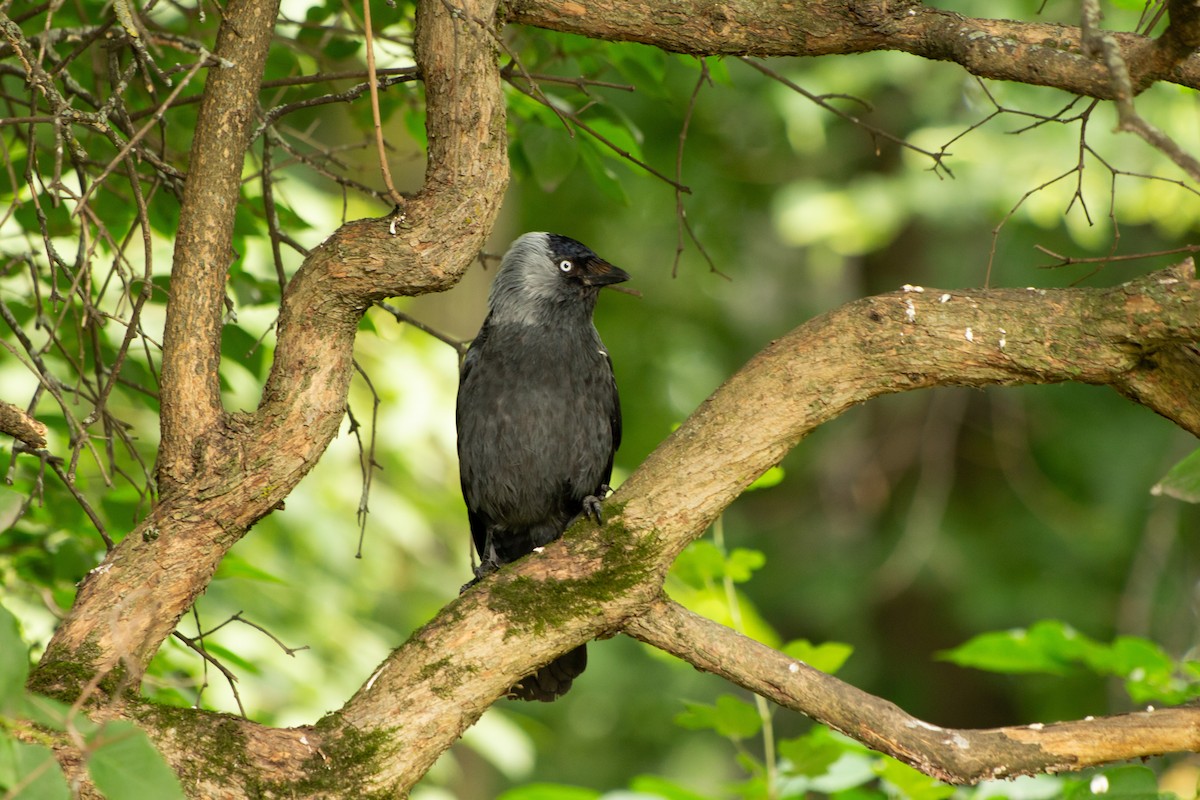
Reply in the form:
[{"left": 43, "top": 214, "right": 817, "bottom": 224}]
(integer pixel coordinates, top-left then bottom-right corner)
[
  {"left": 508, "top": 0, "right": 1200, "bottom": 97},
  {"left": 157, "top": 0, "right": 281, "bottom": 492},
  {"left": 625, "top": 595, "right": 1200, "bottom": 784},
  {"left": 37, "top": 262, "right": 1200, "bottom": 796},
  {"left": 325, "top": 261, "right": 1200, "bottom": 794},
  {"left": 36, "top": 0, "right": 508, "bottom": 691}
]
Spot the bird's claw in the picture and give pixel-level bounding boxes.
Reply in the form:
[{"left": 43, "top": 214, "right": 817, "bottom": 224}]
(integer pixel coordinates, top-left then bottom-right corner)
[
  {"left": 460, "top": 555, "right": 501, "bottom": 593},
  {"left": 582, "top": 484, "right": 611, "bottom": 525}
]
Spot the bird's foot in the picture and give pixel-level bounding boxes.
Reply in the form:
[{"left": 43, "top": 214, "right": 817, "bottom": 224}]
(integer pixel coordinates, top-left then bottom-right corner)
[
  {"left": 460, "top": 555, "right": 502, "bottom": 593},
  {"left": 581, "top": 484, "right": 612, "bottom": 525}
]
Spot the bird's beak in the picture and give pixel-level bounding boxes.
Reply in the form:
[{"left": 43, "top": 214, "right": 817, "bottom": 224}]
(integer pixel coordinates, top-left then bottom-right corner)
[{"left": 581, "top": 259, "right": 630, "bottom": 287}]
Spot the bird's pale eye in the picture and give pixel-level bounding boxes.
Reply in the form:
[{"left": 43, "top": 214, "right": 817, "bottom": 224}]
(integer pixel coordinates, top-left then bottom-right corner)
[{"left": 559, "top": 260, "right": 573, "bottom": 272}]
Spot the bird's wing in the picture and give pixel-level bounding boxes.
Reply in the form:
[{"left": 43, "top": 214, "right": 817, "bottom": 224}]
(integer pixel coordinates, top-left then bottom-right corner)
[
  {"left": 605, "top": 349, "right": 621, "bottom": 482},
  {"left": 458, "top": 322, "right": 490, "bottom": 385}
]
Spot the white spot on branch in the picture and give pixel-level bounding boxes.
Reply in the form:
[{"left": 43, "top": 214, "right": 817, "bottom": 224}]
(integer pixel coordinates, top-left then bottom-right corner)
[
  {"left": 907, "top": 719, "right": 944, "bottom": 731},
  {"left": 964, "top": 327, "right": 974, "bottom": 342},
  {"left": 939, "top": 293, "right": 951, "bottom": 303},
  {"left": 902, "top": 284, "right": 925, "bottom": 293},
  {"left": 366, "top": 664, "right": 387, "bottom": 691},
  {"left": 905, "top": 298, "right": 916, "bottom": 322}
]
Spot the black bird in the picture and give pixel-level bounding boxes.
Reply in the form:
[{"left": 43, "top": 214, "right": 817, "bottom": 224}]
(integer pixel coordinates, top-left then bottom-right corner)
[{"left": 456, "top": 232, "right": 629, "bottom": 701}]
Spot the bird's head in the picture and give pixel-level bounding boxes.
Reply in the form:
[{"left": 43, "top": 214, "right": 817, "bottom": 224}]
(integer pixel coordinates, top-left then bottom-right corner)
[{"left": 487, "top": 232, "right": 630, "bottom": 324}]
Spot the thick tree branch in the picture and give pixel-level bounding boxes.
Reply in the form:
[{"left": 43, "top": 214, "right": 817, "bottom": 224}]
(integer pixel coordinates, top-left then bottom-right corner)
[
  {"left": 37, "top": 0, "right": 508, "bottom": 692},
  {"left": 508, "top": 0, "right": 1200, "bottom": 97},
  {"left": 157, "top": 0, "right": 281, "bottom": 492},
  {"left": 626, "top": 595, "right": 1200, "bottom": 784},
  {"left": 33, "top": 262, "right": 1200, "bottom": 796}
]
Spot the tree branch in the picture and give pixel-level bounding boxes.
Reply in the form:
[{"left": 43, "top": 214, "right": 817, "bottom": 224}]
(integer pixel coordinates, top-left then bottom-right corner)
[
  {"left": 626, "top": 595, "right": 1200, "bottom": 784},
  {"left": 37, "top": 0, "right": 508, "bottom": 691},
  {"left": 0, "top": 399, "right": 47, "bottom": 448},
  {"left": 33, "top": 261, "right": 1200, "bottom": 796},
  {"left": 156, "top": 0, "right": 282, "bottom": 493},
  {"left": 507, "top": 0, "right": 1200, "bottom": 97}
]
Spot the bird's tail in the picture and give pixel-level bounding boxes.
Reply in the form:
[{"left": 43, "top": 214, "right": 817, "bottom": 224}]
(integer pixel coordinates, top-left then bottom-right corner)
[{"left": 508, "top": 644, "right": 587, "bottom": 702}]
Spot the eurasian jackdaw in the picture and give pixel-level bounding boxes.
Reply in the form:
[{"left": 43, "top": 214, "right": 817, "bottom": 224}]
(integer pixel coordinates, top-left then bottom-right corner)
[{"left": 456, "top": 232, "right": 629, "bottom": 701}]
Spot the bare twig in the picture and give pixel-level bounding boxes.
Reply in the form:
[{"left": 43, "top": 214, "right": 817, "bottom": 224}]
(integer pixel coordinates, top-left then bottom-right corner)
[
  {"left": 376, "top": 301, "right": 470, "bottom": 355},
  {"left": 740, "top": 57, "right": 953, "bottom": 178},
  {"left": 348, "top": 360, "right": 382, "bottom": 558},
  {"left": 361, "top": 0, "right": 405, "bottom": 206},
  {"left": 672, "top": 59, "right": 720, "bottom": 278}
]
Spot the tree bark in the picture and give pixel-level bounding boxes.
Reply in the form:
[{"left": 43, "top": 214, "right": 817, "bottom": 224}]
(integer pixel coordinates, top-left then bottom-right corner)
[
  {"left": 509, "top": 0, "right": 1200, "bottom": 97},
  {"left": 36, "top": 0, "right": 509, "bottom": 689},
  {"left": 21, "top": 0, "right": 1200, "bottom": 794},
  {"left": 34, "top": 260, "right": 1200, "bottom": 796}
]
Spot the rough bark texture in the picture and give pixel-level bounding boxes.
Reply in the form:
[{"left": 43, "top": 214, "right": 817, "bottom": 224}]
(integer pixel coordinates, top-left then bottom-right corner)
[
  {"left": 627, "top": 596, "right": 1200, "bottom": 784},
  {"left": 20, "top": 0, "right": 1200, "bottom": 796},
  {"left": 509, "top": 0, "right": 1200, "bottom": 97},
  {"left": 38, "top": 0, "right": 509, "bottom": 689}
]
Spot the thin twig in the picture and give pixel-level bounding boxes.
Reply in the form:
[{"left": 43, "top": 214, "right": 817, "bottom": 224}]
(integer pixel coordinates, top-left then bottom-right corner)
[
  {"left": 672, "top": 59, "right": 720, "bottom": 278},
  {"left": 740, "top": 57, "right": 953, "bottom": 178},
  {"left": 376, "top": 302, "right": 470, "bottom": 355},
  {"left": 362, "top": 0, "right": 405, "bottom": 206},
  {"left": 347, "top": 361, "right": 382, "bottom": 559}
]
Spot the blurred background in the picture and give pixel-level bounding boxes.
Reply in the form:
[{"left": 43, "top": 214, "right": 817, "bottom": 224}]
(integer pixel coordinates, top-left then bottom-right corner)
[{"left": 3, "top": 0, "right": 1200, "bottom": 797}]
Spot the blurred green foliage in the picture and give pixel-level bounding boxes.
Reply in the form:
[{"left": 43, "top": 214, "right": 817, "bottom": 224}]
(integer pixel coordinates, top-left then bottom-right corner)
[{"left": 2, "top": 0, "right": 1200, "bottom": 797}]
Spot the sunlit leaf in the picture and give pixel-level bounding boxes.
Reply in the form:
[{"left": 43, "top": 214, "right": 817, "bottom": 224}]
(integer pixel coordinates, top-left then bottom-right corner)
[
  {"left": 496, "top": 783, "right": 601, "bottom": 800},
  {"left": 746, "top": 466, "right": 785, "bottom": 491},
  {"left": 0, "top": 604, "right": 29, "bottom": 715},
  {"left": 674, "top": 694, "right": 762, "bottom": 740},
  {"left": 875, "top": 757, "right": 954, "bottom": 800},
  {"left": 0, "top": 736, "right": 71, "bottom": 800},
  {"left": 938, "top": 621, "right": 1101, "bottom": 676},
  {"left": 86, "top": 721, "right": 185, "bottom": 800},
  {"left": 779, "top": 727, "right": 846, "bottom": 778},
  {"left": 725, "top": 547, "right": 766, "bottom": 583},
  {"left": 629, "top": 774, "right": 713, "bottom": 800},
  {"left": 782, "top": 639, "right": 854, "bottom": 675},
  {"left": 1152, "top": 447, "right": 1200, "bottom": 503}
]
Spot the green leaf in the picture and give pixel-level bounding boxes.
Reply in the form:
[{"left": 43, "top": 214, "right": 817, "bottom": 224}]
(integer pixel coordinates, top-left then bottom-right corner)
[
  {"left": 495, "top": 783, "right": 601, "bottom": 800},
  {"left": 214, "top": 554, "right": 287, "bottom": 584},
  {"left": 220, "top": 324, "right": 270, "bottom": 380},
  {"left": 0, "top": 735, "right": 71, "bottom": 800},
  {"left": 781, "top": 639, "right": 854, "bottom": 675},
  {"left": 520, "top": 124, "right": 580, "bottom": 192},
  {"left": 0, "top": 604, "right": 29, "bottom": 715},
  {"left": 938, "top": 621, "right": 1101, "bottom": 676},
  {"left": 322, "top": 37, "right": 362, "bottom": 60},
  {"left": 725, "top": 548, "right": 766, "bottom": 583},
  {"left": 628, "top": 774, "right": 713, "bottom": 800},
  {"left": 1152, "top": 447, "right": 1200, "bottom": 503},
  {"left": 746, "top": 466, "right": 785, "bottom": 492},
  {"left": 86, "top": 721, "right": 185, "bottom": 800},
  {"left": 577, "top": 143, "right": 627, "bottom": 204},
  {"left": 1090, "top": 765, "right": 1166, "bottom": 799},
  {"left": 674, "top": 695, "right": 762, "bottom": 740},
  {"left": 875, "top": 757, "right": 954, "bottom": 800},
  {"left": 19, "top": 694, "right": 75, "bottom": 734},
  {"left": 778, "top": 727, "right": 846, "bottom": 778},
  {"left": 670, "top": 540, "right": 726, "bottom": 588},
  {"left": 12, "top": 195, "right": 74, "bottom": 238}
]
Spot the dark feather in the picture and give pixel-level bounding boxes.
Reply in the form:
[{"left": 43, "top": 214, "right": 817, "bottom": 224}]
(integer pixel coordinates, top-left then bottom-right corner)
[{"left": 456, "top": 232, "right": 628, "bottom": 701}]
